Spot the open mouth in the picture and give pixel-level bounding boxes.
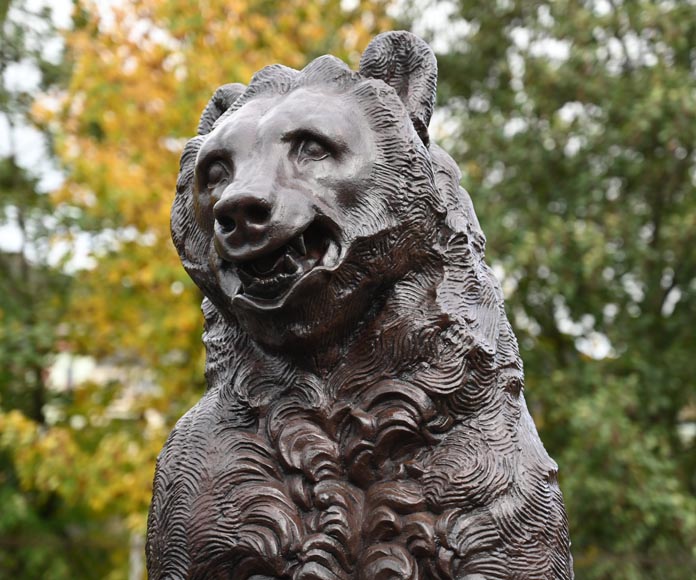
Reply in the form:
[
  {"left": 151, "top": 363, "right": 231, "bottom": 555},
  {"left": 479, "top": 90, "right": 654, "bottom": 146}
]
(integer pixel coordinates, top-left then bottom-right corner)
[{"left": 226, "top": 220, "right": 341, "bottom": 303}]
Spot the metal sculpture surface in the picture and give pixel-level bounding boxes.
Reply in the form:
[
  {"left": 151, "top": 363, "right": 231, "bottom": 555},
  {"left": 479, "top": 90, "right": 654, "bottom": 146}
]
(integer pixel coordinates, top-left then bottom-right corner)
[{"left": 147, "top": 31, "right": 573, "bottom": 579}]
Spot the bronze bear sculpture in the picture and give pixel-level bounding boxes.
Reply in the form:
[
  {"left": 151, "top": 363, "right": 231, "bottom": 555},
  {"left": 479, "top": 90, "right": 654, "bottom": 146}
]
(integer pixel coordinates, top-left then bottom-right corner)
[{"left": 147, "top": 31, "right": 574, "bottom": 579}]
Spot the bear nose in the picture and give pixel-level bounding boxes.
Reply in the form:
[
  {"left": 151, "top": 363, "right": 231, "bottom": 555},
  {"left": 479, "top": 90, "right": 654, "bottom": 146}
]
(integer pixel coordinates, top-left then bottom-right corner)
[{"left": 213, "top": 191, "right": 273, "bottom": 260}]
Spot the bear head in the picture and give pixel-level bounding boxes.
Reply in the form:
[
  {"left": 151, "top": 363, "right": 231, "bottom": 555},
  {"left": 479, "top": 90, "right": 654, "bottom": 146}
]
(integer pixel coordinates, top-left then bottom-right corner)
[{"left": 171, "top": 32, "right": 454, "bottom": 353}]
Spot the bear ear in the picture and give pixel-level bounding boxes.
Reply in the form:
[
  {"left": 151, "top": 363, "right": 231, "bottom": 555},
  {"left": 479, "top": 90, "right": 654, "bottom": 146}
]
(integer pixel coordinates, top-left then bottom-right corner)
[
  {"left": 359, "top": 31, "right": 437, "bottom": 146},
  {"left": 197, "top": 83, "right": 247, "bottom": 136}
]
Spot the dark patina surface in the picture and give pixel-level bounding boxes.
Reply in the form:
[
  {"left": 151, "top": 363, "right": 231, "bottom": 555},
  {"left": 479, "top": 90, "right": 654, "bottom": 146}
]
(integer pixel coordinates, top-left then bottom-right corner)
[{"left": 147, "top": 31, "right": 573, "bottom": 579}]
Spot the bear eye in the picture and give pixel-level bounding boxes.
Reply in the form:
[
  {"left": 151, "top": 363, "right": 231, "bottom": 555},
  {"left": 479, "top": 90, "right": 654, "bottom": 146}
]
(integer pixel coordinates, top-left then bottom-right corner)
[
  {"left": 206, "top": 161, "right": 231, "bottom": 189},
  {"left": 298, "top": 138, "right": 330, "bottom": 162}
]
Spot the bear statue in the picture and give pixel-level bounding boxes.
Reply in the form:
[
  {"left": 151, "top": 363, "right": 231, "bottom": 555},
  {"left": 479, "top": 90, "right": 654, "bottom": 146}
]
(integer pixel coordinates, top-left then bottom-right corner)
[{"left": 147, "top": 31, "right": 574, "bottom": 580}]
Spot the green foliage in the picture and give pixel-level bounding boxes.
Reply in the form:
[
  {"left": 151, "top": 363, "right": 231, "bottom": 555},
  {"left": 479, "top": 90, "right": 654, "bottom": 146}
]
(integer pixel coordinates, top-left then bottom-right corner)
[
  {"left": 0, "top": 1, "right": 109, "bottom": 576},
  {"left": 427, "top": 0, "right": 696, "bottom": 576}
]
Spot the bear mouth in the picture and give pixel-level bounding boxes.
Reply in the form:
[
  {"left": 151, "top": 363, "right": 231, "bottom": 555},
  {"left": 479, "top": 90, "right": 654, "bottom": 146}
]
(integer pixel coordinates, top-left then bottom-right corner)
[{"left": 219, "top": 220, "right": 341, "bottom": 306}]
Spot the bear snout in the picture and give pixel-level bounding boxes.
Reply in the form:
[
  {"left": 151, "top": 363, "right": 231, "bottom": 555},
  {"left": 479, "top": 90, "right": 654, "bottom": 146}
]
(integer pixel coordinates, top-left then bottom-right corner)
[
  {"left": 213, "top": 186, "right": 315, "bottom": 263},
  {"left": 213, "top": 190, "right": 272, "bottom": 260}
]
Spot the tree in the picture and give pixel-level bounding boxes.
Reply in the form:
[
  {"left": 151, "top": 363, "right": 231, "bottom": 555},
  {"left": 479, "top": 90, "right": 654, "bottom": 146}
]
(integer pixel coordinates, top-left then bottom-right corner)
[
  {"left": 0, "top": 0, "right": 113, "bottom": 576},
  {"left": 424, "top": 0, "right": 696, "bottom": 577},
  {"left": 0, "top": 0, "right": 70, "bottom": 422}
]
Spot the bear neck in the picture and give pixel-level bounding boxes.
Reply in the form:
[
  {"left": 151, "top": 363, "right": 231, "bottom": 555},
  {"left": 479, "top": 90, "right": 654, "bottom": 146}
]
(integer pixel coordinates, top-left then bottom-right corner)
[
  {"left": 201, "top": 256, "right": 452, "bottom": 417},
  {"left": 289, "top": 261, "right": 446, "bottom": 380}
]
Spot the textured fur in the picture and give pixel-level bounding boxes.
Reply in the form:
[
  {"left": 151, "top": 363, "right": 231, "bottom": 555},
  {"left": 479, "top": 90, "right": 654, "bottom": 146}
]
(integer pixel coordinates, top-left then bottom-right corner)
[{"left": 147, "top": 32, "right": 573, "bottom": 579}]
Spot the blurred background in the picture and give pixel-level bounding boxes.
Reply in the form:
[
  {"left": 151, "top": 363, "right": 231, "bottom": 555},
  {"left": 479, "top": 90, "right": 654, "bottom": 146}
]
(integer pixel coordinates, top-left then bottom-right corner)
[{"left": 1, "top": 0, "right": 694, "bottom": 578}]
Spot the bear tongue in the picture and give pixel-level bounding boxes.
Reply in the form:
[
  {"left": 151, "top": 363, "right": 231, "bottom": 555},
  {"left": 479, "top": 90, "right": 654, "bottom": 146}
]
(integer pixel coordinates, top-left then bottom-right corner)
[
  {"left": 249, "top": 247, "right": 304, "bottom": 278},
  {"left": 251, "top": 248, "right": 286, "bottom": 276}
]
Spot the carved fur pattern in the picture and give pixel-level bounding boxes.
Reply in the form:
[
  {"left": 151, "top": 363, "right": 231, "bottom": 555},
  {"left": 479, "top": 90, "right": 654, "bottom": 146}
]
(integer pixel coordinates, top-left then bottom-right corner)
[{"left": 148, "top": 32, "right": 573, "bottom": 579}]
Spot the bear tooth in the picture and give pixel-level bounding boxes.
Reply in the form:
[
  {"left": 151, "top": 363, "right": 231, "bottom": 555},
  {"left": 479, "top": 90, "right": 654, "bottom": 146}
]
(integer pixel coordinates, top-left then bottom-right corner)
[
  {"left": 290, "top": 233, "right": 307, "bottom": 256},
  {"left": 284, "top": 253, "right": 299, "bottom": 273},
  {"left": 323, "top": 240, "right": 339, "bottom": 267},
  {"left": 219, "top": 268, "right": 241, "bottom": 297}
]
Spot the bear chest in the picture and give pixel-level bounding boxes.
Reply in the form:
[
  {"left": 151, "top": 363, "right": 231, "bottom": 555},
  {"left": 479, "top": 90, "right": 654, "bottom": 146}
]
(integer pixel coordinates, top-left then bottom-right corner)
[{"left": 183, "top": 386, "right": 451, "bottom": 578}]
